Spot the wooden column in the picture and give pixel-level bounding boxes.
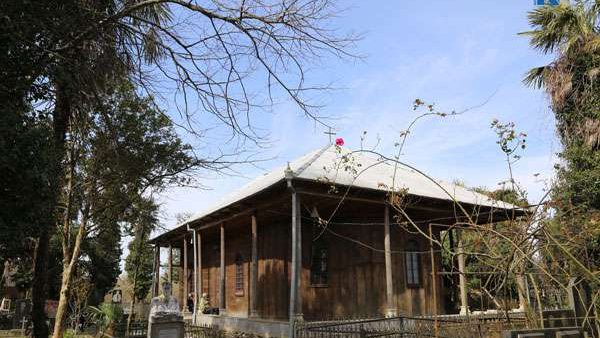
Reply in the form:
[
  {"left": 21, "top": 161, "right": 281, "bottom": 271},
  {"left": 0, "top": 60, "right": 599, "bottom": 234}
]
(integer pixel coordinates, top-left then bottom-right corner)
[
  {"left": 429, "top": 224, "right": 439, "bottom": 336},
  {"left": 457, "top": 228, "right": 469, "bottom": 315},
  {"left": 250, "top": 213, "right": 259, "bottom": 317},
  {"left": 192, "top": 230, "right": 198, "bottom": 323},
  {"left": 296, "top": 196, "right": 302, "bottom": 318},
  {"left": 197, "top": 231, "right": 202, "bottom": 299},
  {"left": 289, "top": 192, "right": 298, "bottom": 320},
  {"left": 384, "top": 204, "right": 396, "bottom": 316},
  {"left": 288, "top": 190, "right": 301, "bottom": 338},
  {"left": 183, "top": 236, "right": 188, "bottom": 312},
  {"left": 153, "top": 245, "right": 161, "bottom": 297},
  {"left": 168, "top": 244, "right": 173, "bottom": 283},
  {"left": 219, "top": 224, "right": 226, "bottom": 314}
]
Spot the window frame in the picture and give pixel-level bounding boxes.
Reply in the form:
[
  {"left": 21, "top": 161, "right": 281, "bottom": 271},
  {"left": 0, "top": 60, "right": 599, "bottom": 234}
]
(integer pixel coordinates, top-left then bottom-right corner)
[
  {"left": 405, "top": 240, "right": 421, "bottom": 288},
  {"left": 310, "top": 242, "right": 329, "bottom": 287},
  {"left": 234, "top": 253, "right": 244, "bottom": 296}
]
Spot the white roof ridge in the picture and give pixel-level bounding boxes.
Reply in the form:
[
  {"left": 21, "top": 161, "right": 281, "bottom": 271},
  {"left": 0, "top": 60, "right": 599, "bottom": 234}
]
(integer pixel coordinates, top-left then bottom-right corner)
[{"left": 293, "top": 143, "right": 333, "bottom": 177}]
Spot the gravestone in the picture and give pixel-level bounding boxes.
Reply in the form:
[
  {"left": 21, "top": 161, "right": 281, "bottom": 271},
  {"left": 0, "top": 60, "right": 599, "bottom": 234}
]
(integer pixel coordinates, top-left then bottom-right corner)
[
  {"left": 12, "top": 299, "right": 31, "bottom": 329},
  {"left": 149, "top": 314, "right": 184, "bottom": 338},
  {"left": 543, "top": 309, "right": 576, "bottom": 328},
  {"left": 148, "top": 282, "right": 183, "bottom": 338},
  {"left": 556, "top": 330, "right": 582, "bottom": 338},
  {"left": 504, "top": 327, "right": 583, "bottom": 338},
  {"left": 517, "top": 333, "right": 545, "bottom": 338},
  {"left": 567, "top": 278, "right": 599, "bottom": 338}
]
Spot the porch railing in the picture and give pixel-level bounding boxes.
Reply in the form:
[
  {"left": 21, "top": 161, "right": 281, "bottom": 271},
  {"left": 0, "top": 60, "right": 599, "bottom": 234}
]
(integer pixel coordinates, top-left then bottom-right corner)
[{"left": 111, "top": 321, "right": 216, "bottom": 338}]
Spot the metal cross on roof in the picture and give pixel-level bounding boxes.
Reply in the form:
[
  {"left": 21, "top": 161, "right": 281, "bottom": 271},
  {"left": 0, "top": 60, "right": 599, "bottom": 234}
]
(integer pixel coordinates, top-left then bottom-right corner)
[{"left": 324, "top": 127, "right": 336, "bottom": 143}]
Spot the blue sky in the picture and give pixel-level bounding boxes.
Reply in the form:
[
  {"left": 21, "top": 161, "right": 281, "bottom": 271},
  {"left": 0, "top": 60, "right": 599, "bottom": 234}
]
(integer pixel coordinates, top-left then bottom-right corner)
[{"left": 152, "top": 0, "right": 559, "bottom": 235}]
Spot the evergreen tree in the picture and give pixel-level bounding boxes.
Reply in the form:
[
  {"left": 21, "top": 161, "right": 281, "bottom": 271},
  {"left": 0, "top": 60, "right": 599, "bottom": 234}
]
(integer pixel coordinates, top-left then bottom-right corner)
[
  {"left": 125, "top": 199, "right": 158, "bottom": 303},
  {"left": 2, "top": 2, "right": 355, "bottom": 336},
  {"left": 50, "top": 80, "right": 197, "bottom": 338},
  {"left": 83, "top": 224, "right": 123, "bottom": 306},
  {"left": 523, "top": 1, "right": 600, "bottom": 276}
]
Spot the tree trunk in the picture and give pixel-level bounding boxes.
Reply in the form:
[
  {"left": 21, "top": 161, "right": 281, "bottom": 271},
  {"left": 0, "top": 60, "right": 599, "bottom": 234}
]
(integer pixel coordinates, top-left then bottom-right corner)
[
  {"left": 31, "top": 232, "right": 50, "bottom": 338},
  {"left": 52, "top": 204, "right": 89, "bottom": 338},
  {"left": 126, "top": 272, "right": 139, "bottom": 334},
  {"left": 52, "top": 265, "right": 73, "bottom": 338},
  {"left": 126, "top": 226, "right": 147, "bottom": 333},
  {"left": 32, "top": 81, "right": 71, "bottom": 338}
]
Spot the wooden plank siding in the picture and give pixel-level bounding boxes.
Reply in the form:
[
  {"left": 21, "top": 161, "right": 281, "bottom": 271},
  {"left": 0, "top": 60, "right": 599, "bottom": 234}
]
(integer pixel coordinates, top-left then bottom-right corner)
[
  {"left": 299, "top": 224, "right": 439, "bottom": 319},
  {"left": 202, "top": 231, "right": 221, "bottom": 312},
  {"left": 224, "top": 223, "right": 251, "bottom": 316},
  {"left": 198, "top": 212, "right": 291, "bottom": 320},
  {"left": 185, "top": 188, "right": 447, "bottom": 321},
  {"left": 257, "top": 217, "right": 291, "bottom": 320},
  {"left": 296, "top": 200, "right": 445, "bottom": 319}
]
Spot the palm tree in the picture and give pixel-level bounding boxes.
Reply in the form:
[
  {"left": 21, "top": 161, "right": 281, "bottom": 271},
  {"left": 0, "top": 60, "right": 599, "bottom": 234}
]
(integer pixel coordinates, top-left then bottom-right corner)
[
  {"left": 522, "top": 1, "right": 600, "bottom": 286},
  {"left": 521, "top": 1, "right": 600, "bottom": 149},
  {"left": 88, "top": 303, "right": 124, "bottom": 338}
]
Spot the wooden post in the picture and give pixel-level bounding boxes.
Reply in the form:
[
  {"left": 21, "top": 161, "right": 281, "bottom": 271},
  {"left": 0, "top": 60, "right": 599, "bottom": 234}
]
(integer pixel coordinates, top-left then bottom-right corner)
[
  {"left": 384, "top": 204, "right": 396, "bottom": 316},
  {"left": 289, "top": 191, "right": 298, "bottom": 320},
  {"left": 168, "top": 244, "right": 173, "bottom": 283},
  {"left": 296, "top": 195, "right": 302, "bottom": 318},
  {"left": 448, "top": 228, "right": 457, "bottom": 307},
  {"left": 192, "top": 229, "right": 198, "bottom": 323},
  {"left": 289, "top": 190, "right": 301, "bottom": 338},
  {"left": 457, "top": 228, "right": 469, "bottom": 316},
  {"left": 183, "top": 236, "right": 188, "bottom": 312},
  {"left": 219, "top": 223, "right": 226, "bottom": 314},
  {"left": 153, "top": 245, "right": 160, "bottom": 297},
  {"left": 429, "top": 224, "right": 439, "bottom": 337},
  {"left": 197, "top": 231, "right": 202, "bottom": 300},
  {"left": 250, "top": 213, "right": 259, "bottom": 317}
]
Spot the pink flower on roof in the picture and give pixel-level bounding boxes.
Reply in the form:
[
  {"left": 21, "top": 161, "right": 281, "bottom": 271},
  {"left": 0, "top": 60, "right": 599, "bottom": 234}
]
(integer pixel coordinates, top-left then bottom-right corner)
[{"left": 335, "top": 137, "right": 344, "bottom": 146}]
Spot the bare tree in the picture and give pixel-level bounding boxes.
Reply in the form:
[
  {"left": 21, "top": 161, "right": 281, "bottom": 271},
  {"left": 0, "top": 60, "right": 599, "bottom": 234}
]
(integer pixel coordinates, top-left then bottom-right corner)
[
  {"left": 53, "top": 0, "right": 358, "bottom": 139},
  {"left": 10, "top": 1, "right": 358, "bottom": 337}
]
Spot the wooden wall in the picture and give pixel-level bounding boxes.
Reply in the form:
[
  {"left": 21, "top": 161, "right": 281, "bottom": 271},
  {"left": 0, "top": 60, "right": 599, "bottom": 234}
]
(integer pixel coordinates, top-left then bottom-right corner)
[
  {"left": 298, "top": 199, "right": 445, "bottom": 320},
  {"left": 193, "top": 191, "right": 446, "bottom": 321},
  {"left": 256, "top": 217, "right": 290, "bottom": 320},
  {"left": 202, "top": 230, "right": 221, "bottom": 312},
  {"left": 224, "top": 224, "right": 251, "bottom": 316},
  {"left": 299, "top": 223, "right": 442, "bottom": 319},
  {"left": 199, "top": 211, "right": 291, "bottom": 320},
  {"left": 300, "top": 220, "right": 387, "bottom": 318}
]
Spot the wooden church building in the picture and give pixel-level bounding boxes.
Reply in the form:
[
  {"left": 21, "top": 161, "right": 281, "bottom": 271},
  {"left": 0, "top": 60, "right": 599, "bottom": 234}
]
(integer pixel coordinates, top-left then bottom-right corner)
[{"left": 149, "top": 145, "right": 521, "bottom": 337}]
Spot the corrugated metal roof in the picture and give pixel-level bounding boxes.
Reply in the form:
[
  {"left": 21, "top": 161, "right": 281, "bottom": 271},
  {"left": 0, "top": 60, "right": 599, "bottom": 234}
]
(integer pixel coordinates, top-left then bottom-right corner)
[
  {"left": 164, "top": 144, "right": 518, "bottom": 232},
  {"left": 294, "top": 145, "right": 516, "bottom": 209}
]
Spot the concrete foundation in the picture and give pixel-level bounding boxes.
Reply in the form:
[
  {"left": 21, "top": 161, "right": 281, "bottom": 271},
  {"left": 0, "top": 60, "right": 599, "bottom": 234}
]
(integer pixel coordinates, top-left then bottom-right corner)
[{"left": 196, "top": 314, "right": 290, "bottom": 337}]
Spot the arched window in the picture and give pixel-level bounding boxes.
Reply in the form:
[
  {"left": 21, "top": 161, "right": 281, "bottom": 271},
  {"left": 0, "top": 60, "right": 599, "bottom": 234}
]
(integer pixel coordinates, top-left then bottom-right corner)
[
  {"left": 235, "top": 253, "right": 244, "bottom": 295},
  {"left": 310, "top": 242, "right": 328, "bottom": 286},
  {"left": 405, "top": 240, "right": 420, "bottom": 288}
]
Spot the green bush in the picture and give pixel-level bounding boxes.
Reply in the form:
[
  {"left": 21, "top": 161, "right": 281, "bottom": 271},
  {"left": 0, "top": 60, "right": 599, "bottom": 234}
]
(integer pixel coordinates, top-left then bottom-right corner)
[{"left": 88, "top": 303, "right": 124, "bottom": 334}]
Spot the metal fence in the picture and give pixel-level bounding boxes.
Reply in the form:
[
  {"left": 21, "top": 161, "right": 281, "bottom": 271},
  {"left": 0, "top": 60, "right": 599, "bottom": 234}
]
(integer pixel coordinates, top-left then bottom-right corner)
[
  {"left": 114, "top": 322, "right": 148, "bottom": 338},
  {"left": 112, "top": 321, "right": 218, "bottom": 338},
  {"left": 295, "top": 314, "right": 528, "bottom": 338},
  {"left": 184, "top": 322, "right": 222, "bottom": 338}
]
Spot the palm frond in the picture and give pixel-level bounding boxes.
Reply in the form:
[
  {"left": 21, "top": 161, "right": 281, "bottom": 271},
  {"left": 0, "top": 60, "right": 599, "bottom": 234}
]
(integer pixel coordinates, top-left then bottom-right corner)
[
  {"left": 143, "top": 27, "right": 166, "bottom": 64},
  {"left": 523, "top": 66, "right": 550, "bottom": 88},
  {"left": 88, "top": 303, "right": 124, "bottom": 332},
  {"left": 523, "top": 3, "right": 589, "bottom": 54}
]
